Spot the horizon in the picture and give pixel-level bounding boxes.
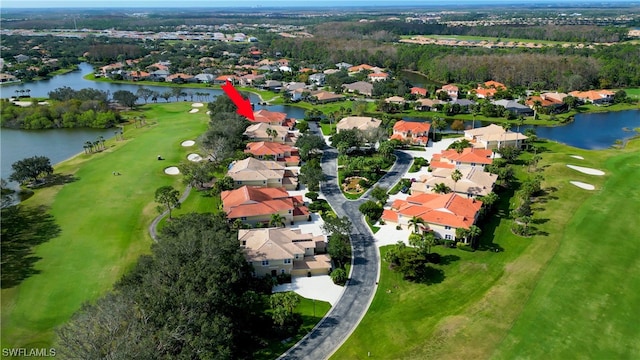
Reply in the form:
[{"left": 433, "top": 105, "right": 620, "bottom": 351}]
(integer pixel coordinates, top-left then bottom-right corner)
[{"left": 2, "top": 0, "right": 639, "bottom": 9}]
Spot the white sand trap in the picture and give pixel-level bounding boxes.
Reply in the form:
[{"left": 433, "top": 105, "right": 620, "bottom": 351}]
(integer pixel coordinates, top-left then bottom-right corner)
[
  {"left": 570, "top": 181, "right": 595, "bottom": 190},
  {"left": 189, "top": 108, "right": 199, "bottom": 113},
  {"left": 570, "top": 155, "right": 584, "bottom": 160},
  {"left": 181, "top": 140, "right": 195, "bottom": 147},
  {"left": 206, "top": 110, "right": 212, "bottom": 115},
  {"left": 164, "top": 166, "right": 180, "bottom": 175},
  {"left": 567, "top": 164, "right": 605, "bottom": 176},
  {"left": 192, "top": 102, "right": 204, "bottom": 108},
  {"left": 187, "top": 153, "right": 203, "bottom": 162}
]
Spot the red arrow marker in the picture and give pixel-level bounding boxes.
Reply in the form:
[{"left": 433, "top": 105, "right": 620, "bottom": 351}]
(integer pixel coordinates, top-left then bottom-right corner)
[{"left": 221, "top": 80, "right": 255, "bottom": 121}]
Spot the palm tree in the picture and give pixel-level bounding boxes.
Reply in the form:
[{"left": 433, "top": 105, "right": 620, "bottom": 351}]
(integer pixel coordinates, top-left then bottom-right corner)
[
  {"left": 500, "top": 122, "right": 512, "bottom": 149},
  {"left": 98, "top": 136, "right": 105, "bottom": 150},
  {"left": 532, "top": 100, "right": 542, "bottom": 119},
  {"left": 408, "top": 216, "right": 426, "bottom": 234},
  {"left": 269, "top": 213, "right": 286, "bottom": 228},
  {"left": 433, "top": 182, "right": 451, "bottom": 194},
  {"left": 432, "top": 117, "right": 447, "bottom": 141},
  {"left": 423, "top": 232, "right": 437, "bottom": 254},
  {"left": 266, "top": 128, "right": 277, "bottom": 142},
  {"left": 451, "top": 169, "right": 463, "bottom": 193},
  {"left": 467, "top": 225, "right": 482, "bottom": 246},
  {"left": 85, "top": 141, "right": 94, "bottom": 153},
  {"left": 25, "top": 89, "right": 31, "bottom": 97}
]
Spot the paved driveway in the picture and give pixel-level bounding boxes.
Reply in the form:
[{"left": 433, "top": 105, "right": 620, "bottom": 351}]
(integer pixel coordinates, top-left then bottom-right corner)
[{"left": 280, "top": 122, "right": 412, "bottom": 359}]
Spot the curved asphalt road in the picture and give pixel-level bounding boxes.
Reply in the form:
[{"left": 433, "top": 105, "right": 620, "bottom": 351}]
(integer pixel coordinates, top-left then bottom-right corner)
[{"left": 279, "top": 123, "right": 413, "bottom": 360}]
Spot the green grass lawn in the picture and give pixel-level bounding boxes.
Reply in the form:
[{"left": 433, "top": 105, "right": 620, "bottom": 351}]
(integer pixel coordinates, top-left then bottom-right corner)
[
  {"left": 333, "top": 139, "right": 640, "bottom": 359},
  {"left": 625, "top": 88, "right": 640, "bottom": 100},
  {"left": 1, "top": 102, "right": 210, "bottom": 353}
]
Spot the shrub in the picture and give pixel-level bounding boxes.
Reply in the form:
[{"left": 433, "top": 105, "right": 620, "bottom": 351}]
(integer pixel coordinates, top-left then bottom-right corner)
[
  {"left": 306, "top": 191, "right": 319, "bottom": 201},
  {"left": 396, "top": 225, "right": 402, "bottom": 230},
  {"left": 276, "top": 273, "right": 292, "bottom": 284},
  {"left": 330, "top": 268, "right": 347, "bottom": 285}
]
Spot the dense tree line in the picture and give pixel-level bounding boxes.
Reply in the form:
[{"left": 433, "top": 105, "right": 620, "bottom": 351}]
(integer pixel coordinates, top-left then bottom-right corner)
[
  {"left": 200, "top": 96, "right": 251, "bottom": 166},
  {"left": 56, "top": 212, "right": 302, "bottom": 359},
  {"left": 1, "top": 87, "right": 123, "bottom": 129}
]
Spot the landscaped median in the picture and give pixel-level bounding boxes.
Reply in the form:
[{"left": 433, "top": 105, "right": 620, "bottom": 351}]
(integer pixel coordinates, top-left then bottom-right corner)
[
  {"left": 1, "top": 103, "right": 210, "bottom": 352},
  {"left": 333, "top": 139, "right": 640, "bottom": 359}
]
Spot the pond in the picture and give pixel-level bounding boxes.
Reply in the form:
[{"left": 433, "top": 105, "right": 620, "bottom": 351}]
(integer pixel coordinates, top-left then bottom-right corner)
[{"left": 404, "top": 109, "right": 640, "bottom": 150}]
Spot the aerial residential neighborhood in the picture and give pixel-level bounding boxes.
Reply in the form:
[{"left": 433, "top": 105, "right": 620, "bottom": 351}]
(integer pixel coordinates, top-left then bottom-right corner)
[{"left": 1, "top": 1, "right": 639, "bottom": 359}]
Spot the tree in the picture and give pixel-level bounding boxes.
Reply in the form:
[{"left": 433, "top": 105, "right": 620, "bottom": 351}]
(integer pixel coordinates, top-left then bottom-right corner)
[
  {"left": 330, "top": 268, "right": 347, "bottom": 285},
  {"left": 451, "top": 169, "right": 463, "bottom": 193},
  {"left": 451, "top": 119, "right": 465, "bottom": 133},
  {"left": 295, "top": 134, "right": 325, "bottom": 161},
  {"left": 431, "top": 117, "right": 447, "bottom": 140},
  {"left": 330, "top": 128, "right": 362, "bottom": 154},
  {"left": 269, "top": 213, "right": 286, "bottom": 228},
  {"left": 370, "top": 186, "right": 389, "bottom": 205},
  {"left": 563, "top": 95, "right": 578, "bottom": 110},
  {"left": 136, "top": 87, "right": 153, "bottom": 104},
  {"left": 433, "top": 182, "right": 451, "bottom": 194},
  {"left": 269, "top": 292, "right": 300, "bottom": 327},
  {"left": 160, "top": 91, "right": 172, "bottom": 102},
  {"left": 467, "top": 225, "right": 482, "bottom": 246},
  {"left": 408, "top": 215, "right": 426, "bottom": 233},
  {"left": 112, "top": 90, "right": 137, "bottom": 109},
  {"left": 322, "top": 215, "right": 352, "bottom": 237},
  {"left": 171, "top": 87, "right": 183, "bottom": 102},
  {"left": 299, "top": 159, "right": 324, "bottom": 191},
  {"left": 377, "top": 140, "right": 395, "bottom": 161},
  {"left": 212, "top": 176, "right": 235, "bottom": 195},
  {"left": 497, "top": 145, "right": 521, "bottom": 163},
  {"left": 9, "top": 156, "right": 53, "bottom": 185},
  {"left": 359, "top": 200, "right": 383, "bottom": 222},
  {"left": 179, "top": 161, "right": 215, "bottom": 189},
  {"left": 327, "top": 233, "right": 351, "bottom": 269},
  {"left": 154, "top": 185, "right": 180, "bottom": 219}
]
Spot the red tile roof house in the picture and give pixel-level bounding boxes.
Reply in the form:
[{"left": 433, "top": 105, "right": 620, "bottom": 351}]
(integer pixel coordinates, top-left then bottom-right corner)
[
  {"left": 391, "top": 120, "right": 431, "bottom": 146},
  {"left": 430, "top": 147, "right": 493, "bottom": 170},
  {"left": 239, "top": 228, "right": 330, "bottom": 277},
  {"left": 252, "top": 109, "right": 296, "bottom": 129},
  {"left": 227, "top": 157, "right": 298, "bottom": 190},
  {"left": 410, "top": 87, "right": 428, "bottom": 97},
  {"left": 381, "top": 193, "right": 483, "bottom": 243},
  {"left": 221, "top": 186, "right": 309, "bottom": 226},
  {"left": 568, "top": 90, "right": 615, "bottom": 105},
  {"left": 245, "top": 141, "right": 300, "bottom": 166},
  {"left": 368, "top": 72, "right": 389, "bottom": 82},
  {"left": 472, "top": 80, "right": 507, "bottom": 99},
  {"left": 437, "top": 84, "right": 459, "bottom": 99}
]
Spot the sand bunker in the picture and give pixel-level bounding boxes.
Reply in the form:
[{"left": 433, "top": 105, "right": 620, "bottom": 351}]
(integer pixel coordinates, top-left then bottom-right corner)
[
  {"left": 206, "top": 110, "right": 212, "bottom": 115},
  {"left": 567, "top": 164, "right": 605, "bottom": 176},
  {"left": 164, "top": 166, "right": 180, "bottom": 175},
  {"left": 181, "top": 140, "right": 195, "bottom": 147},
  {"left": 189, "top": 108, "right": 199, "bottom": 113},
  {"left": 187, "top": 153, "right": 203, "bottom": 162},
  {"left": 570, "top": 181, "right": 595, "bottom": 190},
  {"left": 192, "top": 102, "right": 204, "bottom": 108},
  {"left": 570, "top": 155, "right": 584, "bottom": 160}
]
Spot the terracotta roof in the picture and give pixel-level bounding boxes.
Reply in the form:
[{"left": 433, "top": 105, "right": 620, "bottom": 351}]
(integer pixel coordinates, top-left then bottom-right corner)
[
  {"left": 525, "top": 95, "right": 561, "bottom": 108},
  {"left": 245, "top": 141, "right": 297, "bottom": 156},
  {"left": 393, "top": 120, "right": 431, "bottom": 134},
  {"left": 437, "top": 147, "right": 494, "bottom": 165},
  {"left": 483, "top": 80, "right": 506, "bottom": 90},
  {"left": 368, "top": 72, "right": 388, "bottom": 79},
  {"left": 474, "top": 88, "right": 498, "bottom": 98},
  {"left": 221, "top": 186, "right": 302, "bottom": 219},
  {"left": 384, "top": 193, "right": 482, "bottom": 229},
  {"left": 412, "top": 167, "right": 498, "bottom": 196},
  {"left": 569, "top": 90, "right": 615, "bottom": 101},
  {"left": 441, "top": 84, "right": 459, "bottom": 91},
  {"left": 253, "top": 109, "right": 287, "bottom": 124},
  {"left": 216, "top": 74, "right": 238, "bottom": 81},
  {"left": 348, "top": 64, "right": 374, "bottom": 72},
  {"left": 410, "top": 87, "right": 428, "bottom": 96}
]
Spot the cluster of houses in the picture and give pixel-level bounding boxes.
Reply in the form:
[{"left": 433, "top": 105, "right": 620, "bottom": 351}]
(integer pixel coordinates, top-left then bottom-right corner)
[
  {"left": 219, "top": 109, "right": 332, "bottom": 278},
  {"left": 381, "top": 123, "right": 528, "bottom": 243}
]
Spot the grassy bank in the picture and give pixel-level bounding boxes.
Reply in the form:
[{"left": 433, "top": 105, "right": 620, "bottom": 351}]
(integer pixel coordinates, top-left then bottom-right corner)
[
  {"left": 1, "top": 102, "right": 210, "bottom": 352},
  {"left": 333, "top": 138, "right": 640, "bottom": 359}
]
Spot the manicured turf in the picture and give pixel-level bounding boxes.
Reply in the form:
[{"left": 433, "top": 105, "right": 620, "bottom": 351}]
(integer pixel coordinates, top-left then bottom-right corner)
[
  {"left": 1, "top": 103, "right": 210, "bottom": 351},
  {"left": 333, "top": 139, "right": 640, "bottom": 359},
  {"left": 401, "top": 34, "right": 578, "bottom": 46},
  {"left": 625, "top": 88, "right": 640, "bottom": 100}
]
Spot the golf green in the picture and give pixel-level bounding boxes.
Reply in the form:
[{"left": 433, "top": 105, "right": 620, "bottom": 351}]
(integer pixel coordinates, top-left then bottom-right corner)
[{"left": 1, "top": 103, "right": 210, "bottom": 351}]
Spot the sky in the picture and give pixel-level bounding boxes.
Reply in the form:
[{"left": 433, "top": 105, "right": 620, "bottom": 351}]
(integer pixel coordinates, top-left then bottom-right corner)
[{"left": 1, "top": 0, "right": 636, "bottom": 8}]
